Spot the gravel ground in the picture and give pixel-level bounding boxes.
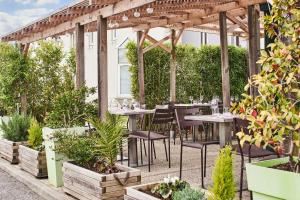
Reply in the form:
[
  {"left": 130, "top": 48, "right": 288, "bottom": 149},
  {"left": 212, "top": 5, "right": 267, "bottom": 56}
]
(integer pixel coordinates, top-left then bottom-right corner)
[{"left": 0, "top": 168, "right": 45, "bottom": 200}]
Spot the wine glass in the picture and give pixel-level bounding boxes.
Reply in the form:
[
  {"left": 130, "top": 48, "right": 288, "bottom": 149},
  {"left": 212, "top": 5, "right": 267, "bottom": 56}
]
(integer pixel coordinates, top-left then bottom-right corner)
[
  {"left": 189, "top": 96, "right": 193, "bottom": 104},
  {"left": 199, "top": 95, "right": 204, "bottom": 103}
]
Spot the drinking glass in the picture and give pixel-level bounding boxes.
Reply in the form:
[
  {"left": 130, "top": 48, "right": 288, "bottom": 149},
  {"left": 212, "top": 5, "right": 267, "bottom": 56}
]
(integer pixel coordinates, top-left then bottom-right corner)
[
  {"left": 189, "top": 96, "right": 193, "bottom": 104},
  {"left": 199, "top": 95, "right": 204, "bottom": 103}
]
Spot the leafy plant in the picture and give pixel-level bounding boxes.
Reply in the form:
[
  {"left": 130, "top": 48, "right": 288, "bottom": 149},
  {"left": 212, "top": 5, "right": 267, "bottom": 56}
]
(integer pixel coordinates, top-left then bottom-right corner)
[
  {"left": 209, "top": 146, "right": 235, "bottom": 200},
  {"left": 45, "top": 86, "right": 96, "bottom": 128},
  {"left": 231, "top": 0, "right": 300, "bottom": 172},
  {"left": 0, "top": 114, "right": 31, "bottom": 142},
  {"left": 126, "top": 42, "right": 248, "bottom": 108},
  {"left": 172, "top": 187, "right": 206, "bottom": 200},
  {"left": 28, "top": 118, "right": 43, "bottom": 150},
  {"left": 55, "top": 112, "right": 124, "bottom": 174},
  {"left": 151, "top": 176, "right": 189, "bottom": 200},
  {"left": 88, "top": 112, "right": 124, "bottom": 173},
  {"left": 0, "top": 43, "right": 31, "bottom": 114},
  {"left": 54, "top": 131, "right": 99, "bottom": 170}
]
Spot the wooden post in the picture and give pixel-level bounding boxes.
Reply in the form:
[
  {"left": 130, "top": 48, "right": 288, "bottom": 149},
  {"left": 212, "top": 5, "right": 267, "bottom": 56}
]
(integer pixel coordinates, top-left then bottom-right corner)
[
  {"left": 75, "top": 23, "right": 85, "bottom": 89},
  {"left": 19, "top": 43, "right": 30, "bottom": 116},
  {"left": 97, "top": 16, "right": 108, "bottom": 120},
  {"left": 236, "top": 36, "right": 240, "bottom": 46},
  {"left": 248, "top": 5, "right": 261, "bottom": 96},
  {"left": 219, "top": 12, "right": 231, "bottom": 108},
  {"left": 137, "top": 31, "right": 145, "bottom": 105},
  {"left": 170, "top": 29, "right": 176, "bottom": 103}
]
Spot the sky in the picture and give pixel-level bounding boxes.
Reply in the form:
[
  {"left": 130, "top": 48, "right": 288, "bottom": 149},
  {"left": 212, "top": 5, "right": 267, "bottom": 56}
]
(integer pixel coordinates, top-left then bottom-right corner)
[{"left": 0, "top": 0, "right": 74, "bottom": 36}]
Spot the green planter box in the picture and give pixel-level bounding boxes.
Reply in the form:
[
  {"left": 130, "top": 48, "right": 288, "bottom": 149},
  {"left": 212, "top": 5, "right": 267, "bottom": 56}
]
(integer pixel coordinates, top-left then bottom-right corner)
[
  {"left": 42, "top": 127, "right": 87, "bottom": 187},
  {"left": 246, "top": 157, "right": 300, "bottom": 200}
]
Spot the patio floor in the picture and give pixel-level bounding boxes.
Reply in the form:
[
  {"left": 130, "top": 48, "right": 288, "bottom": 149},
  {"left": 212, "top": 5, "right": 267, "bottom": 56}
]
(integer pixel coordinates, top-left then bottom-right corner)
[{"left": 125, "top": 138, "right": 251, "bottom": 200}]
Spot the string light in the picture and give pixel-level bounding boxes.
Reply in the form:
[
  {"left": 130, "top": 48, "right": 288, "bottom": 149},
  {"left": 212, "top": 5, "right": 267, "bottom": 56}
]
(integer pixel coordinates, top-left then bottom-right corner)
[
  {"left": 134, "top": 10, "right": 141, "bottom": 18},
  {"left": 122, "top": 14, "right": 129, "bottom": 21},
  {"left": 146, "top": 5, "right": 154, "bottom": 14}
]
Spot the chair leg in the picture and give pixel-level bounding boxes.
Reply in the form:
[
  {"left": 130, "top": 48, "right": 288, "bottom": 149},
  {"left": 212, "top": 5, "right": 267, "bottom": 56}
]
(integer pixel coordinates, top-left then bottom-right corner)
[
  {"left": 168, "top": 138, "right": 171, "bottom": 168},
  {"left": 143, "top": 139, "right": 147, "bottom": 156},
  {"left": 179, "top": 144, "right": 183, "bottom": 179},
  {"left": 152, "top": 141, "right": 157, "bottom": 159},
  {"left": 148, "top": 139, "right": 151, "bottom": 172},
  {"left": 163, "top": 139, "right": 168, "bottom": 161},
  {"left": 200, "top": 148, "right": 204, "bottom": 188},
  {"left": 204, "top": 145, "right": 207, "bottom": 177},
  {"left": 239, "top": 158, "right": 244, "bottom": 200},
  {"left": 140, "top": 139, "right": 143, "bottom": 165}
]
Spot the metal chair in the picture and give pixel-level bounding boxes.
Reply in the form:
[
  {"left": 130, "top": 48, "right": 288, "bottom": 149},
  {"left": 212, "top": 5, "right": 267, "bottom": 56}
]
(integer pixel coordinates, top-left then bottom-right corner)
[
  {"left": 232, "top": 118, "right": 278, "bottom": 200},
  {"left": 129, "top": 107, "right": 174, "bottom": 172},
  {"left": 175, "top": 107, "right": 219, "bottom": 188}
]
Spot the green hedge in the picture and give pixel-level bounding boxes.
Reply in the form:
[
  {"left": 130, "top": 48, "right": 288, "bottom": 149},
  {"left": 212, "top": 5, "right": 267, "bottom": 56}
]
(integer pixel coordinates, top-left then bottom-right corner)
[{"left": 126, "top": 42, "right": 248, "bottom": 108}]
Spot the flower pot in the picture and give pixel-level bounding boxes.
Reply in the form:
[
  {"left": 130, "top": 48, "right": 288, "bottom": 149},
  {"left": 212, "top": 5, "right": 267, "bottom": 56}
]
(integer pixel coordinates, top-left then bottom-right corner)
[
  {"left": 42, "top": 127, "right": 87, "bottom": 187},
  {"left": 19, "top": 145, "right": 47, "bottom": 178},
  {"left": 246, "top": 157, "right": 300, "bottom": 200},
  {"left": 63, "top": 162, "right": 141, "bottom": 200},
  {"left": 125, "top": 182, "right": 160, "bottom": 200},
  {"left": 0, "top": 139, "right": 26, "bottom": 164}
]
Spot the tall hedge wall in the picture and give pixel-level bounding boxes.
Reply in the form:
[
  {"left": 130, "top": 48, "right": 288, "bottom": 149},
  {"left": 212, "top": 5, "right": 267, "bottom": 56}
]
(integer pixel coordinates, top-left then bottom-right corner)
[{"left": 126, "top": 42, "right": 248, "bottom": 108}]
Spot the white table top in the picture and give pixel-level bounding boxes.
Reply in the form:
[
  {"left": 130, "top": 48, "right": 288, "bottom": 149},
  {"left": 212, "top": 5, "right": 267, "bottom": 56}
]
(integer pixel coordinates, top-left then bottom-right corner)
[
  {"left": 109, "top": 108, "right": 155, "bottom": 116},
  {"left": 175, "top": 103, "right": 211, "bottom": 107},
  {"left": 185, "top": 114, "right": 236, "bottom": 123}
]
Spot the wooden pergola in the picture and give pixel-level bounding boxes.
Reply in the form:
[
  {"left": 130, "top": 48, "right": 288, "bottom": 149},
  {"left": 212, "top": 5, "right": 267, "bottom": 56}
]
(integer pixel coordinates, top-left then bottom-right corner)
[{"left": 0, "top": 0, "right": 266, "bottom": 119}]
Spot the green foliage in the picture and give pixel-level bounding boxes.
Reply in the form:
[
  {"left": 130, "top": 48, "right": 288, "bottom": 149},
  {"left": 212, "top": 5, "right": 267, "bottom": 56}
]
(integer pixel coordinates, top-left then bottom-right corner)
[
  {"left": 0, "top": 43, "right": 31, "bottom": 114},
  {"left": 55, "top": 112, "right": 124, "bottom": 174},
  {"left": 127, "top": 42, "right": 248, "bottom": 108},
  {"left": 0, "top": 114, "right": 31, "bottom": 142},
  {"left": 88, "top": 112, "right": 124, "bottom": 173},
  {"left": 45, "top": 86, "right": 97, "bottom": 128},
  {"left": 232, "top": 0, "right": 300, "bottom": 168},
  {"left": 172, "top": 187, "right": 206, "bottom": 200},
  {"left": 55, "top": 131, "right": 98, "bottom": 170},
  {"left": 151, "top": 176, "right": 189, "bottom": 200},
  {"left": 209, "top": 146, "right": 235, "bottom": 200},
  {"left": 28, "top": 118, "right": 43, "bottom": 150}
]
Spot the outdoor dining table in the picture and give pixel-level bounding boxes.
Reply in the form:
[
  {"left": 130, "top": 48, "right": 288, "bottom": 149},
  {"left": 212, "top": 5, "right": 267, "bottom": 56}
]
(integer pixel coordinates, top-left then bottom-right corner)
[
  {"left": 184, "top": 114, "right": 236, "bottom": 147},
  {"left": 174, "top": 103, "right": 211, "bottom": 108},
  {"left": 109, "top": 108, "right": 155, "bottom": 167}
]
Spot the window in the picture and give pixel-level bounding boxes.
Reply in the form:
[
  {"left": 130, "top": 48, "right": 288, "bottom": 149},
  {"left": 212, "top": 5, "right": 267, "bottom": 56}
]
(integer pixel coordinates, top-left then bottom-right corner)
[
  {"left": 118, "top": 37, "right": 131, "bottom": 96},
  {"left": 119, "top": 65, "right": 131, "bottom": 95}
]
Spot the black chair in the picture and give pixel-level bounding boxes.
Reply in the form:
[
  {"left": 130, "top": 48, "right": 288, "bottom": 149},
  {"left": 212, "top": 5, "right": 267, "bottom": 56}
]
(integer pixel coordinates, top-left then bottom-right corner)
[
  {"left": 175, "top": 107, "right": 219, "bottom": 188},
  {"left": 232, "top": 118, "right": 278, "bottom": 200},
  {"left": 129, "top": 107, "right": 174, "bottom": 172}
]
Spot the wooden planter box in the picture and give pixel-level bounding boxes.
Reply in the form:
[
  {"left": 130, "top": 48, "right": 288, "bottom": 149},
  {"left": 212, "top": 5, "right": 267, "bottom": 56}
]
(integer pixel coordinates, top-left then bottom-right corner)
[
  {"left": 63, "top": 162, "right": 141, "bottom": 200},
  {"left": 0, "top": 139, "right": 25, "bottom": 164},
  {"left": 125, "top": 182, "right": 211, "bottom": 200},
  {"left": 19, "top": 145, "right": 48, "bottom": 178},
  {"left": 125, "top": 183, "right": 160, "bottom": 200}
]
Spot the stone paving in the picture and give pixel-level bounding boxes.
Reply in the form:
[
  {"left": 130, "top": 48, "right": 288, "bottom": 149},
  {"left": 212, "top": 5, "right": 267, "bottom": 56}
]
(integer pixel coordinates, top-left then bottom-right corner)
[{"left": 0, "top": 168, "right": 45, "bottom": 200}]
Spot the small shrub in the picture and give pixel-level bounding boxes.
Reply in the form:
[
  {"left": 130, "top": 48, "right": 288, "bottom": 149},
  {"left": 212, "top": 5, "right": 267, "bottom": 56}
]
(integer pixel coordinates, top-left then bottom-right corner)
[
  {"left": 209, "top": 146, "right": 235, "bottom": 200},
  {"left": 172, "top": 187, "right": 206, "bottom": 200},
  {"left": 28, "top": 118, "right": 43, "bottom": 150},
  {"left": 0, "top": 114, "right": 30, "bottom": 142},
  {"left": 151, "top": 176, "right": 189, "bottom": 199},
  {"left": 55, "top": 112, "right": 124, "bottom": 174}
]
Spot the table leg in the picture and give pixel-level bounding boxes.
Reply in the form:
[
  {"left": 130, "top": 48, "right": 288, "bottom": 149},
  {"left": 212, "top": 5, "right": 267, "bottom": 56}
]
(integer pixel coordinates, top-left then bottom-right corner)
[
  {"left": 128, "top": 115, "right": 138, "bottom": 167},
  {"left": 219, "top": 122, "right": 232, "bottom": 147}
]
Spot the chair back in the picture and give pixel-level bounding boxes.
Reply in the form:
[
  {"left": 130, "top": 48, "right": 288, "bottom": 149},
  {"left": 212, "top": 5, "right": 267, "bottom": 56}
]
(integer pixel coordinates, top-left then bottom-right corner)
[
  {"left": 152, "top": 107, "right": 174, "bottom": 125},
  {"left": 175, "top": 107, "right": 202, "bottom": 141},
  {"left": 233, "top": 118, "right": 251, "bottom": 136}
]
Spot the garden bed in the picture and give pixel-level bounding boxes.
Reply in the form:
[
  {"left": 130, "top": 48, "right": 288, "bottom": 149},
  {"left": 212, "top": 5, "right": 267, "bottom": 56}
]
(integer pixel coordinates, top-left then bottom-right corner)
[
  {"left": 125, "top": 182, "right": 160, "bottom": 200},
  {"left": 19, "top": 145, "right": 47, "bottom": 178},
  {"left": 63, "top": 161, "right": 141, "bottom": 200},
  {"left": 0, "top": 139, "right": 26, "bottom": 164}
]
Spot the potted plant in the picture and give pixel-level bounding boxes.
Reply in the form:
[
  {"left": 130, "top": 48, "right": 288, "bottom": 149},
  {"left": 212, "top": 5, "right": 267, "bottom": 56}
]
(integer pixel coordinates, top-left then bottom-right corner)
[
  {"left": 42, "top": 85, "right": 96, "bottom": 187},
  {"left": 55, "top": 113, "right": 141, "bottom": 200},
  {"left": 125, "top": 176, "right": 207, "bottom": 200},
  {"left": 232, "top": 1, "right": 300, "bottom": 199},
  {"left": 0, "top": 114, "right": 30, "bottom": 164},
  {"left": 19, "top": 118, "right": 47, "bottom": 178}
]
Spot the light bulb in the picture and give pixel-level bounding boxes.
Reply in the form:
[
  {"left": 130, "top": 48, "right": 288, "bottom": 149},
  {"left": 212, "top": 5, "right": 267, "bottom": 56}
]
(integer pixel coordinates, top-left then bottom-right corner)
[
  {"left": 134, "top": 11, "right": 141, "bottom": 18},
  {"left": 122, "top": 14, "right": 128, "bottom": 21},
  {"left": 108, "top": 21, "right": 114, "bottom": 28},
  {"left": 146, "top": 7, "right": 153, "bottom": 14}
]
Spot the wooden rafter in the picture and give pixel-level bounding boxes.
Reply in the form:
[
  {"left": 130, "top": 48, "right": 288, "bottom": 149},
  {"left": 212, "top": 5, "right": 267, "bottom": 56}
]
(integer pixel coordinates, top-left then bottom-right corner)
[
  {"left": 226, "top": 13, "right": 248, "bottom": 33},
  {"left": 143, "top": 34, "right": 171, "bottom": 53}
]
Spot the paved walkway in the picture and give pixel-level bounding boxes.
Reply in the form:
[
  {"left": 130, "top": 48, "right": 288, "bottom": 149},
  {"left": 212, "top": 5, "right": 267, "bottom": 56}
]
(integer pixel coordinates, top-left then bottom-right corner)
[{"left": 0, "top": 168, "right": 45, "bottom": 200}]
